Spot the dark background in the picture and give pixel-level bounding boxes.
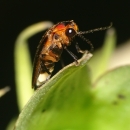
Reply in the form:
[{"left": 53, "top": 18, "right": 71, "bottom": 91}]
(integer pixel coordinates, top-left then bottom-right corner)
[{"left": 0, "top": 1, "right": 130, "bottom": 129}]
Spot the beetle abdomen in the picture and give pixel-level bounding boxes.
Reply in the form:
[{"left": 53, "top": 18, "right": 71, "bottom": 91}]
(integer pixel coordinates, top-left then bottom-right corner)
[
  {"left": 35, "top": 60, "right": 55, "bottom": 88},
  {"left": 35, "top": 46, "right": 63, "bottom": 89}
]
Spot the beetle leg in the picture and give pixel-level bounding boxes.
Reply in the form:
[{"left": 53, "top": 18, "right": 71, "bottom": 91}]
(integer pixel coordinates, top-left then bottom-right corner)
[
  {"left": 60, "top": 57, "right": 65, "bottom": 68},
  {"left": 41, "top": 62, "right": 51, "bottom": 74},
  {"left": 75, "top": 42, "right": 85, "bottom": 53},
  {"left": 64, "top": 46, "right": 79, "bottom": 65}
]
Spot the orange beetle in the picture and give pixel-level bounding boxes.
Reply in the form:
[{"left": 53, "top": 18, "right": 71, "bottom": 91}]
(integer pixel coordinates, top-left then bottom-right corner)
[{"left": 32, "top": 20, "right": 112, "bottom": 89}]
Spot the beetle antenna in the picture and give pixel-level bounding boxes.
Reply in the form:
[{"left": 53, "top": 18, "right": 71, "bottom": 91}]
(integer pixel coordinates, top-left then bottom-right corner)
[
  {"left": 77, "top": 22, "right": 112, "bottom": 35},
  {"left": 77, "top": 34, "right": 94, "bottom": 52}
]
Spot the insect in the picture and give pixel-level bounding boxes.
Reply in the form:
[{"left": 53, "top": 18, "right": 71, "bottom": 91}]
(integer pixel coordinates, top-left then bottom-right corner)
[{"left": 32, "top": 20, "right": 112, "bottom": 89}]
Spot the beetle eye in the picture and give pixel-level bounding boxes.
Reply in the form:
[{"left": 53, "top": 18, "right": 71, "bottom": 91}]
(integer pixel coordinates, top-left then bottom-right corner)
[{"left": 65, "top": 28, "right": 76, "bottom": 37}]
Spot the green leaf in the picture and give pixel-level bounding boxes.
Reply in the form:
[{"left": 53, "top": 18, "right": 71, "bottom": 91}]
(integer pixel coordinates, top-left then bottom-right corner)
[
  {"left": 14, "top": 63, "right": 130, "bottom": 129},
  {"left": 92, "top": 65, "right": 130, "bottom": 130},
  {"left": 14, "top": 52, "right": 93, "bottom": 130}
]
